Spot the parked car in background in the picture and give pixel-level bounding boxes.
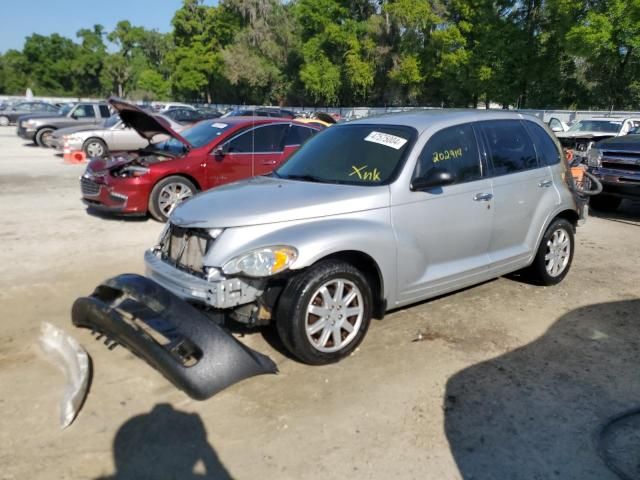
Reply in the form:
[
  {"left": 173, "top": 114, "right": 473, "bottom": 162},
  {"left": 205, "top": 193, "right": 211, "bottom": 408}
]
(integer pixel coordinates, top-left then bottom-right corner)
[
  {"left": 222, "top": 107, "right": 295, "bottom": 119},
  {"left": 555, "top": 117, "right": 640, "bottom": 163},
  {"left": 0, "top": 101, "right": 59, "bottom": 126},
  {"left": 17, "top": 102, "right": 112, "bottom": 147},
  {"left": 159, "top": 102, "right": 195, "bottom": 111},
  {"left": 52, "top": 114, "right": 184, "bottom": 157},
  {"left": 161, "top": 107, "right": 210, "bottom": 125},
  {"left": 196, "top": 107, "right": 222, "bottom": 119},
  {"left": 80, "top": 98, "right": 323, "bottom": 221},
  {"left": 587, "top": 132, "right": 640, "bottom": 211},
  {"left": 73, "top": 110, "right": 582, "bottom": 399},
  {"left": 548, "top": 117, "right": 570, "bottom": 133}
]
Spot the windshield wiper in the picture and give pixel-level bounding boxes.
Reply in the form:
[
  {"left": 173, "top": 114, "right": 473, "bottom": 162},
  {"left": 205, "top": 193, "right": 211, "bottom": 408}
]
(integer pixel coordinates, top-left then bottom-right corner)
[{"left": 281, "top": 174, "right": 325, "bottom": 183}]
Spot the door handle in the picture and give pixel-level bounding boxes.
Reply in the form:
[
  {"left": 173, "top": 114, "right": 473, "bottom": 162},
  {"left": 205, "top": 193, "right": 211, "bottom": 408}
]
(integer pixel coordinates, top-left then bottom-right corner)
[
  {"left": 261, "top": 160, "right": 277, "bottom": 165},
  {"left": 538, "top": 179, "right": 553, "bottom": 188},
  {"left": 474, "top": 192, "right": 493, "bottom": 201}
]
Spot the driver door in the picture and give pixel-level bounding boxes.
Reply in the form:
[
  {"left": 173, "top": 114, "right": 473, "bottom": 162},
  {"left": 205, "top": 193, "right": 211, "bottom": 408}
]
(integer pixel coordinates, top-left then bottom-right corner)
[
  {"left": 205, "top": 123, "right": 289, "bottom": 188},
  {"left": 392, "top": 123, "right": 494, "bottom": 303}
]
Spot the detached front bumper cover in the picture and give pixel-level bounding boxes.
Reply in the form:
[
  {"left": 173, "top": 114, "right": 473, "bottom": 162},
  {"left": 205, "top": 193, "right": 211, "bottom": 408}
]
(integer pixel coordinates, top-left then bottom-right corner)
[{"left": 72, "top": 274, "right": 277, "bottom": 400}]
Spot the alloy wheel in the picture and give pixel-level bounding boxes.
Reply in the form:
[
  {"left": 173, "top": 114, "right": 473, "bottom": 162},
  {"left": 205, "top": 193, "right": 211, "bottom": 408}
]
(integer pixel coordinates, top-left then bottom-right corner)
[
  {"left": 545, "top": 228, "right": 571, "bottom": 277},
  {"left": 86, "top": 141, "right": 105, "bottom": 158},
  {"left": 305, "top": 279, "right": 364, "bottom": 353},
  {"left": 157, "top": 182, "right": 194, "bottom": 216}
]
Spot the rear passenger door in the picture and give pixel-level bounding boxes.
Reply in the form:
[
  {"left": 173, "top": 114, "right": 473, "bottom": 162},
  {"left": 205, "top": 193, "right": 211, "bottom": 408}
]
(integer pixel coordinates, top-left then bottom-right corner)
[{"left": 477, "top": 120, "right": 559, "bottom": 270}]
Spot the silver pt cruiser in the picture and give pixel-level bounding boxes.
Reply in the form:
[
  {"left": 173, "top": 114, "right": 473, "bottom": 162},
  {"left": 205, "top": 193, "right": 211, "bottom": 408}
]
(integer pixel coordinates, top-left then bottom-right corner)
[{"left": 73, "top": 110, "right": 582, "bottom": 398}]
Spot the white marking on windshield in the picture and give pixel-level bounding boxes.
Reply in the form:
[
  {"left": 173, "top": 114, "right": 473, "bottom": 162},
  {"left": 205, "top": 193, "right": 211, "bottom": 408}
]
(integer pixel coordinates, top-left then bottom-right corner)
[
  {"left": 364, "top": 131, "right": 408, "bottom": 150},
  {"left": 211, "top": 123, "right": 228, "bottom": 128}
]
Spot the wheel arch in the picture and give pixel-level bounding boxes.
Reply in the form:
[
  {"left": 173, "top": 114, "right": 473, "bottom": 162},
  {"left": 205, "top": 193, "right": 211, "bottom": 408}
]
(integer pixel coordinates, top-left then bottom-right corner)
[
  {"left": 553, "top": 209, "right": 579, "bottom": 232},
  {"left": 153, "top": 173, "right": 202, "bottom": 191},
  {"left": 311, "top": 250, "right": 386, "bottom": 319}
]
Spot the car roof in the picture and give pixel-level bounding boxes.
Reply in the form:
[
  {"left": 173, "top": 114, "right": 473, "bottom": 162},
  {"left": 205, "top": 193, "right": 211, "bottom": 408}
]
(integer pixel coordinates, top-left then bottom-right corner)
[{"left": 344, "top": 109, "right": 539, "bottom": 134}]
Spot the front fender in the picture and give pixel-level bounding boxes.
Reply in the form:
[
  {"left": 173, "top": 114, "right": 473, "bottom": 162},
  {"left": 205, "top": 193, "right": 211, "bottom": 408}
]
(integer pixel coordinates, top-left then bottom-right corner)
[{"left": 208, "top": 210, "right": 397, "bottom": 303}]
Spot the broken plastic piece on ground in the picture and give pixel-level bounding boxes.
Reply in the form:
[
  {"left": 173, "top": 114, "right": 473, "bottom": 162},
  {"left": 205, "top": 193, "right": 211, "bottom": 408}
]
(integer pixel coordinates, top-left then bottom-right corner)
[
  {"left": 71, "top": 274, "right": 278, "bottom": 400},
  {"left": 38, "top": 322, "right": 91, "bottom": 429}
]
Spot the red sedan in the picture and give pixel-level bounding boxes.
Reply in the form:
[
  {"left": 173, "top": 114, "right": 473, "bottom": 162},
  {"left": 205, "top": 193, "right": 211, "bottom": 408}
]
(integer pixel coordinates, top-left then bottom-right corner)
[{"left": 81, "top": 98, "right": 322, "bottom": 221}]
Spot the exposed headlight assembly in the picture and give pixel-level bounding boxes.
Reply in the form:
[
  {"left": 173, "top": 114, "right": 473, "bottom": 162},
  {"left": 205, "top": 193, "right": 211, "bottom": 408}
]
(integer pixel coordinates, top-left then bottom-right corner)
[
  {"left": 587, "top": 147, "right": 602, "bottom": 167},
  {"left": 115, "top": 165, "right": 150, "bottom": 178},
  {"left": 222, "top": 246, "right": 298, "bottom": 277}
]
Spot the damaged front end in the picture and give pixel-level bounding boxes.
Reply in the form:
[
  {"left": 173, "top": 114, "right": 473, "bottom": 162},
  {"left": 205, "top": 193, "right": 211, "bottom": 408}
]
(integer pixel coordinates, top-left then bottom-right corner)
[{"left": 72, "top": 274, "right": 277, "bottom": 400}]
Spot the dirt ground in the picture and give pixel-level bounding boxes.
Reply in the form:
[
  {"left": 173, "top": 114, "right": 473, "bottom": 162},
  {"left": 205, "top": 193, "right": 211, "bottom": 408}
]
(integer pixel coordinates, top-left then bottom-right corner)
[{"left": 0, "top": 125, "right": 639, "bottom": 480}]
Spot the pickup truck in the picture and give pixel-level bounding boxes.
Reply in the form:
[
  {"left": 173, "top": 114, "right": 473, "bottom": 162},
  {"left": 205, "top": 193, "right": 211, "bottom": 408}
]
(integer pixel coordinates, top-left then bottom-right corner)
[
  {"left": 587, "top": 133, "right": 640, "bottom": 210},
  {"left": 17, "top": 102, "right": 112, "bottom": 147}
]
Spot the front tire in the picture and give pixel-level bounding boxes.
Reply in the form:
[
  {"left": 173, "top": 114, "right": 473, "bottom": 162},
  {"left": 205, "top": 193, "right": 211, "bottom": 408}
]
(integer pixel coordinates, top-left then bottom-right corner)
[
  {"left": 148, "top": 176, "right": 197, "bottom": 222},
  {"left": 526, "top": 218, "right": 574, "bottom": 286},
  {"left": 0, "top": 116, "right": 9, "bottom": 126},
  {"left": 35, "top": 127, "right": 55, "bottom": 147},
  {"left": 83, "top": 138, "right": 108, "bottom": 158},
  {"left": 276, "top": 260, "right": 373, "bottom": 365}
]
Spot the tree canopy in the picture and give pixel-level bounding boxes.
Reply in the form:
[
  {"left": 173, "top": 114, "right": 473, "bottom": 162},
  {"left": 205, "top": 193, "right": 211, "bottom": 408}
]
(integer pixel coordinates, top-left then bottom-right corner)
[{"left": 1, "top": 0, "right": 639, "bottom": 109}]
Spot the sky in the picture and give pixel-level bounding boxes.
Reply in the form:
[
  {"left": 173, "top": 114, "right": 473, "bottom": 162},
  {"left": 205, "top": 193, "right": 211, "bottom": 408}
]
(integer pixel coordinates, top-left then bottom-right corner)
[{"left": 0, "top": 0, "right": 189, "bottom": 53}]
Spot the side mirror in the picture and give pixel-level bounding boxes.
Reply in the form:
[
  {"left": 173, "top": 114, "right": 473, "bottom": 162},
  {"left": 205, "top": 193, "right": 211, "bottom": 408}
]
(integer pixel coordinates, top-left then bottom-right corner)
[
  {"left": 411, "top": 168, "right": 456, "bottom": 191},
  {"left": 213, "top": 143, "right": 229, "bottom": 157},
  {"left": 550, "top": 125, "right": 563, "bottom": 133}
]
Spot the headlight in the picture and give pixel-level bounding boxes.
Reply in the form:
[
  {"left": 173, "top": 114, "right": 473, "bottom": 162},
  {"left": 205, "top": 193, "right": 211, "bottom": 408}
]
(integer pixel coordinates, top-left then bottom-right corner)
[
  {"left": 64, "top": 135, "right": 83, "bottom": 143},
  {"left": 115, "top": 165, "right": 150, "bottom": 178},
  {"left": 587, "top": 147, "right": 602, "bottom": 167},
  {"left": 222, "top": 246, "right": 298, "bottom": 277},
  {"left": 24, "top": 120, "right": 36, "bottom": 128}
]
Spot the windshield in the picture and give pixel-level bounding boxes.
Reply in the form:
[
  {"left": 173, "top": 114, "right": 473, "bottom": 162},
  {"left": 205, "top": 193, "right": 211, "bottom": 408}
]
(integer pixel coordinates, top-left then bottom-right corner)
[
  {"left": 59, "top": 104, "right": 73, "bottom": 116},
  {"left": 568, "top": 120, "right": 622, "bottom": 133},
  {"left": 152, "top": 120, "right": 233, "bottom": 152},
  {"left": 104, "top": 115, "right": 121, "bottom": 128},
  {"left": 275, "top": 124, "right": 416, "bottom": 185}
]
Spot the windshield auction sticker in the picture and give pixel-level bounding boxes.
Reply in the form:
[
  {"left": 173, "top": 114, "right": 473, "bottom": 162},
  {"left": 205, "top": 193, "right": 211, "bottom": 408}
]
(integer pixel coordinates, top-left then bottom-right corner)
[
  {"left": 364, "top": 131, "right": 408, "bottom": 150},
  {"left": 211, "top": 123, "right": 228, "bottom": 129}
]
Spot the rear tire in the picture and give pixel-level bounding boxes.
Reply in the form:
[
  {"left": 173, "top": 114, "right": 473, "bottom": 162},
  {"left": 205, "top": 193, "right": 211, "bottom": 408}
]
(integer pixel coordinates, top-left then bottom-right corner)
[
  {"left": 148, "top": 176, "right": 197, "bottom": 222},
  {"left": 590, "top": 195, "right": 621, "bottom": 212},
  {"left": 83, "top": 138, "right": 108, "bottom": 158},
  {"left": 276, "top": 260, "right": 373, "bottom": 365},
  {"left": 526, "top": 218, "right": 574, "bottom": 286},
  {"left": 35, "top": 127, "right": 55, "bottom": 147}
]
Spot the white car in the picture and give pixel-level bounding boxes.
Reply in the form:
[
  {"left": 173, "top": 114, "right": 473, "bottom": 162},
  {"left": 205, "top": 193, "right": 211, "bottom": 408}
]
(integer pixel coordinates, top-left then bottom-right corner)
[{"left": 55, "top": 114, "right": 184, "bottom": 158}]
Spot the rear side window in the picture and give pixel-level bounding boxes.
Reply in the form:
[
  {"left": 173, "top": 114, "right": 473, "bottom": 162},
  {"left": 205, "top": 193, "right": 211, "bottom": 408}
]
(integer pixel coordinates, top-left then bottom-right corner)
[
  {"left": 285, "top": 125, "right": 316, "bottom": 146},
  {"left": 414, "top": 123, "right": 482, "bottom": 184},
  {"left": 227, "top": 124, "right": 289, "bottom": 153},
  {"left": 99, "top": 105, "right": 111, "bottom": 118},
  {"left": 479, "top": 120, "right": 538, "bottom": 175},
  {"left": 525, "top": 121, "right": 561, "bottom": 166}
]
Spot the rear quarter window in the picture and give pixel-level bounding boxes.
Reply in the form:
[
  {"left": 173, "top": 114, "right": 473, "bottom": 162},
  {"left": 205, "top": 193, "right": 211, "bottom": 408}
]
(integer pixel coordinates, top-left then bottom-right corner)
[{"left": 524, "top": 121, "right": 561, "bottom": 166}]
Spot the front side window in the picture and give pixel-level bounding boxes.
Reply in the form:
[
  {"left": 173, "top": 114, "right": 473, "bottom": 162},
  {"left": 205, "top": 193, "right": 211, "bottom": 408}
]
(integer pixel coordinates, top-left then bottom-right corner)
[
  {"left": 525, "top": 121, "right": 561, "bottom": 166},
  {"left": 276, "top": 124, "right": 415, "bottom": 185},
  {"left": 73, "top": 105, "right": 95, "bottom": 118},
  {"left": 479, "top": 120, "right": 539, "bottom": 175},
  {"left": 414, "top": 123, "right": 482, "bottom": 184},
  {"left": 227, "top": 124, "right": 289, "bottom": 153}
]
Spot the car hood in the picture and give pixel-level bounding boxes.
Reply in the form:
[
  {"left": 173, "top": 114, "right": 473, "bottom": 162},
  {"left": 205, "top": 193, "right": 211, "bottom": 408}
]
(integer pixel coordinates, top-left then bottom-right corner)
[
  {"left": 170, "top": 176, "right": 390, "bottom": 228},
  {"left": 596, "top": 135, "right": 640, "bottom": 151},
  {"left": 556, "top": 131, "right": 616, "bottom": 139},
  {"left": 17, "top": 112, "right": 63, "bottom": 122},
  {"left": 52, "top": 124, "right": 105, "bottom": 138},
  {"left": 108, "top": 97, "right": 191, "bottom": 148}
]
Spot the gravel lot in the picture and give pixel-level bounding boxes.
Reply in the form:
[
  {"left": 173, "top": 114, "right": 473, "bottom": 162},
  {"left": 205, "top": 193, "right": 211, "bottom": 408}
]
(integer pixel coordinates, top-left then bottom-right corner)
[{"left": 1, "top": 125, "right": 639, "bottom": 480}]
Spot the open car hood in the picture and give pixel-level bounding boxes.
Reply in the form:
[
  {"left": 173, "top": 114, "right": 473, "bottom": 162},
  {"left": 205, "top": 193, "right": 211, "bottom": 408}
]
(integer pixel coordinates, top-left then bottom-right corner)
[{"left": 108, "top": 97, "right": 192, "bottom": 148}]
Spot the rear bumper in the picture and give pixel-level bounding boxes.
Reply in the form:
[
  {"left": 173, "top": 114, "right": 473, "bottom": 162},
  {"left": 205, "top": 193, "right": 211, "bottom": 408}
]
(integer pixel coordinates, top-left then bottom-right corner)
[{"left": 71, "top": 274, "right": 277, "bottom": 399}]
